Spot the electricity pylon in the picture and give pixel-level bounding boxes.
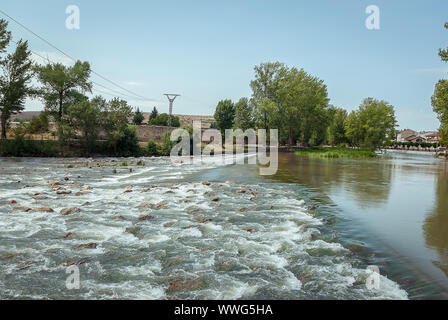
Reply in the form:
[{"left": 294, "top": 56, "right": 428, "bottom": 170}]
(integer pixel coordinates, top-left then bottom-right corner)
[{"left": 164, "top": 94, "right": 181, "bottom": 127}]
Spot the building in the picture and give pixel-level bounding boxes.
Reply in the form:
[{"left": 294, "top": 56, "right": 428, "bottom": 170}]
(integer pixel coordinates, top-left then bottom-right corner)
[
  {"left": 396, "top": 129, "right": 440, "bottom": 143},
  {"left": 425, "top": 132, "right": 440, "bottom": 143},
  {"left": 397, "top": 129, "right": 417, "bottom": 142}
]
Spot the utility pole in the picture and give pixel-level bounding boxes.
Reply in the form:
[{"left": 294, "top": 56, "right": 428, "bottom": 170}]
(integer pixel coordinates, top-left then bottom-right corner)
[{"left": 164, "top": 94, "right": 181, "bottom": 127}]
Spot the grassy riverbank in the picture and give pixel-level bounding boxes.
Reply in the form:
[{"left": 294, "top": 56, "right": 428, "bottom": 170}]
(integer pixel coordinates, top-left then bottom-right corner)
[{"left": 295, "top": 147, "right": 377, "bottom": 159}]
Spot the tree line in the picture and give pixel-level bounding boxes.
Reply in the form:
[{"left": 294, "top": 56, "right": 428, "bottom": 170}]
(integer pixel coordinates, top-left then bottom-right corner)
[
  {"left": 432, "top": 22, "right": 448, "bottom": 146},
  {"left": 213, "top": 62, "right": 398, "bottom": 150},
  {"left": 0, "top": 19, "right": 180, "bottom": 156}
]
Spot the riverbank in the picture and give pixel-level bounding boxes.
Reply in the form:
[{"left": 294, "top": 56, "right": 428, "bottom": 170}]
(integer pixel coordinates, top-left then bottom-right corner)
[{"left": 295, "top": 147, "right": 377, "bottom": 159}]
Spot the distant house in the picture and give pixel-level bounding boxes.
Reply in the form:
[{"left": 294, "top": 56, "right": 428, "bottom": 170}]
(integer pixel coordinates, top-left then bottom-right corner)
[
  {"left": 397, "top": 129, "right": 417, "bottom": 142},
  {"left": 426, "top": 132, "right": 440, "bottom": 143},
  {"left": 406, "top": 135, "right": 426, "bottom": 143}
]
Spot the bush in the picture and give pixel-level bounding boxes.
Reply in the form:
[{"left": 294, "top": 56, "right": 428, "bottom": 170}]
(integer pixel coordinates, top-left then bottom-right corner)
[
  {"left": 148, "top": 113, "right": 180, "bottom": 127},
  {"left": 0, "top": 139, "right": 59, "bottom": 157},
  {"left": 26, "top": 113, "right": 49, "bottom": 134},
  {"left": 146, "top": 139, "right": 159, "bottom": 156},
  {"left": 159, "top": 132, "right": 175, "bottom": 156},
  {"left": 113, "top": 125, "right": 141, "bottom": 157}
]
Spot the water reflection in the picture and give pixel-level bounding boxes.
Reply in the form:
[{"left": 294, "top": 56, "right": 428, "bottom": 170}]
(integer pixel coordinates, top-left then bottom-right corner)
[
  {"left": 424, "top": 162, "right": 448, "bottom": 278},
  {"left": 267, "top": 152, "right": 448, "bottom": 298},
  {"left": 273, "top": 153, "right": 393, "bottom": 208}
]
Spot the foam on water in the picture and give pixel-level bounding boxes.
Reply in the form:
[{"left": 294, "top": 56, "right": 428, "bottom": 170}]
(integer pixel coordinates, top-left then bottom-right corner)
[{"left": 0, "top": 157, "right": 408, "bottom": 300}]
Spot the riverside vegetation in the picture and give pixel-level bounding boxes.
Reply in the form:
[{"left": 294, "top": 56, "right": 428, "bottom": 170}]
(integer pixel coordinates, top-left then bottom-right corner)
[{"left": 1, "top": 19, "right": 446, "bottom": 158}]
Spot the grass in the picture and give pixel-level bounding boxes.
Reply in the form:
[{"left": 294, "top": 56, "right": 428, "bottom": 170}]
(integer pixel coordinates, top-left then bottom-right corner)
[{"left": 295, "top": 147, "right": 377, "bottom": 159}]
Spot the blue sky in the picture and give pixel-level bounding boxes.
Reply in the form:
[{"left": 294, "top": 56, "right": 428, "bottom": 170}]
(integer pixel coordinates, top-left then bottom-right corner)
[{"left": 1, "top": 0, "right": 448, "bottom": 130}]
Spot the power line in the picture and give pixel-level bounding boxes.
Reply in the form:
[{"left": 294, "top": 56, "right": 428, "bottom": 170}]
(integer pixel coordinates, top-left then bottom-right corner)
[
  {"left": 0, "top": 9, "right": 158, "bottom": 102},
  {"left": 18, "top": 40, "right": 148, "bottom": 102}
]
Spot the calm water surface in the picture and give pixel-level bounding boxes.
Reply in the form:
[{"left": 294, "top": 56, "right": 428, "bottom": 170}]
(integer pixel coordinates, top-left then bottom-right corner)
[
  {"left": 272, "top": 151, "right": 448, "bottom": 299},
  {"left": 0, "top": 152, "right": 446, "bottom": 299}
]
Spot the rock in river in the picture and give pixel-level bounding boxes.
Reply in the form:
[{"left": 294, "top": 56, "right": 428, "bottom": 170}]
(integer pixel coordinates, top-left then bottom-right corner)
[
  {"left": 32, "top": 207, "right": 54, "bottom": 213},
  {"left": 167, "top": 279, "right": 203, "bottom": 292},
  {"left": 14, "top": 206, "right": 32, "bottom": 212},
  {"left": 76, "top": 242, "right": 97, "bottom": 250},
  {"left": 154, "top": 200, "right": 168, "bottom": 209},
  {"left": 60, "top": 208, "right": 80, "bottom": 216}
]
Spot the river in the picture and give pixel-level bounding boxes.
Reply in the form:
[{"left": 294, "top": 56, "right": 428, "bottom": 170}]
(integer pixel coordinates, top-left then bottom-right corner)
[{"left": 0, "top": 152, "right": 446, "bottom": 299}]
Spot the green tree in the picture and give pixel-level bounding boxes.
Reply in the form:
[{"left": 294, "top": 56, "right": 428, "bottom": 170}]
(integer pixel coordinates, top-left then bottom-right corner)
[
  {"left": 250, "top": 62, "right": 329, "bottom": 146},
  {"left": 432, "top": 22, "right": 448, "bottom": 146},
  {"left": 432, "top": 79, "right": 448, "bottom": 145},
  {"left": 346, "top": 98, "right": 397, "bottom": 150},
  {"left": 439, "top": 22, "right": 448, "bottom": 62},
  {"left": 133, "top": 107, "right": 144, "bottom": 125},
  {"left": 26, "top": 112, "right": 49, "bottom": 134},
  {"left": 35, "top": 61, "right": 92, "bottom": 120},
  {"left": 233, "top": 97, "right": 254, "bottom": 130},
  {"left": 277, "top": 67, "right": 329, "bottom": 145},
  {"left": 148, "top": 113, "right": 180, "bottom": 127},
  {"left": 250, "top": 62, "right": 288, "bottom": 130},
  {"left": 101, "top": 97, "right": 133, "bottom": 152},
  {"left": 146, "top": 139, "right": 158, "bottom": 156},
  {"left": 114, "top": 125, "right": 140, "bottom": 156},
  {"left": 214, "top": 99, "right": 235, "bottom": 134},
  {"left": 0, "top": 36, "right": 34, "bottom": 139},
  {"left": 149, "top": 106, "right": 159, "bottom": 120},
  {"left": 327, "top": 107, "right": 348, "bottom": 146},
  {"left": 66, "top": 99, "right": 102, "bottom": 151}
]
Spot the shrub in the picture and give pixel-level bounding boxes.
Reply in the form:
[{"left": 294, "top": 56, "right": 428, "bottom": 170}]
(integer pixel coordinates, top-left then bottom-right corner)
[
  {"left": 146, "top": 139, "right": 159, "bottom": 156},
  {"left": 148, "top": 113, "right": 180, "bottom": 127},
  {"left": 159, "top": 132, "right": 175, "bottom": 156},
  {"left": 0, "top": 139, "right": 59, "bottom": 157}
]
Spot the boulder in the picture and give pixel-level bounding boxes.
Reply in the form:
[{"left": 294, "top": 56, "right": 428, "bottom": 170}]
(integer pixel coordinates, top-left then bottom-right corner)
[
  {"left": 56, "top": 190, "right": 72, "bottom": 195},
  {"left": 57, "top": 258, "right": 90, "bottom": 266},
  {"left": 49, "top": 181, "right": 60, "bottom": 188},
  {"left": 211, "top": 197, "right": 220, "bottom": 202},
  {"left": 32, "top": 207, "right": 54, "bottom": 213},
  {"left": 167, "top": 279, "right": 203, "bottom": 292},
  {"left": 14, "top": 206, "right": 32, "bottom": 212},
  {"left": 154, "top": 200, "right": 168, "bottom": 209},
  {"left": 80, "top": 186, "right": 92, "bottom": 191},
  {"left": 76, "top": 242, "right": 97, "bottom": 250},
  {"left": 164, "top": 222, "right": 175, "bottom": 227},
  {"left": 138, "top": 215, "right": 153, "bottom": 221},
  {"left": 60, "top": 232, "right": 76, "bottom": 239},
  {"left": 236, "top": 190, "right": 246, "bottom": 194},
  {"left": 202, "top": 181, "right": 211, "bottom": 186},
  {"left": 5, "top": 253, "right": 22, "bottom": 259},
  {"left": 60, "top": 208, "right": 80, "bottom": 216},
  {"left": 9, "top": 200, "right": 17, "bottom": 204},
  {"left": 136, "top": 202, "right": 153, "bottom": 208}
]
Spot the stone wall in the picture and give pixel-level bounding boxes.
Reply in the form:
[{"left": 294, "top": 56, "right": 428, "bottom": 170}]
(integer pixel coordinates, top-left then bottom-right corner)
[{"left": 136, "top": 125, "right": 177, "bottom": 142}]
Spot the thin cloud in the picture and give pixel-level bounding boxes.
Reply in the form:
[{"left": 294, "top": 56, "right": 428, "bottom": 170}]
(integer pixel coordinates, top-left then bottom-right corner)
[{"left": 124, "top": 81, "right": 145, "bottom": 87}]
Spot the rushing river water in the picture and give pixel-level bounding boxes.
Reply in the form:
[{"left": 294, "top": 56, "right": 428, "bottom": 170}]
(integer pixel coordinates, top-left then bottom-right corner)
[{"left": 0, "top": 151, "right": 446, "bottom": 300}]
